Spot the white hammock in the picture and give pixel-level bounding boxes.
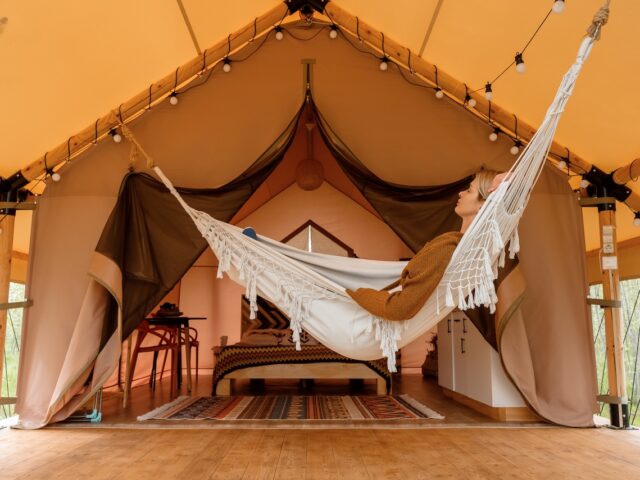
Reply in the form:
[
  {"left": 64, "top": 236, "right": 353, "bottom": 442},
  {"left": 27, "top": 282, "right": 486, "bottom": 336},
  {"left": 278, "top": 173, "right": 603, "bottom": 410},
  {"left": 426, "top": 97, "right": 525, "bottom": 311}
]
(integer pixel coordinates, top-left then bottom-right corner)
[{"left": 154, "top": 34, "right": 597, "bottom": 372}]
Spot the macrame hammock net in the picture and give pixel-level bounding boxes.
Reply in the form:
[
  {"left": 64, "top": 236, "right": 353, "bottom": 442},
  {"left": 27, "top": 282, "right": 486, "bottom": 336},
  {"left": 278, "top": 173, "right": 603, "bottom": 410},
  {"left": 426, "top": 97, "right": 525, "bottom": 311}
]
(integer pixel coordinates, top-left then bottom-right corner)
[{"left": 150, "top": 25, "right": 602, "bottom": 372}]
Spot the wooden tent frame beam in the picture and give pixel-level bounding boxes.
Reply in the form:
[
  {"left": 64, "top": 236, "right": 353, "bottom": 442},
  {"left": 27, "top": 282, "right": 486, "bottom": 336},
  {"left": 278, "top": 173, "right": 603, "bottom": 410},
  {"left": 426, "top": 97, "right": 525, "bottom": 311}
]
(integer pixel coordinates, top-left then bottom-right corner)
[
  {"left": 13, "top": 2, "right": 289, "bottom": 184},
  {"left": 324, "top": 2, "right": 640, "bottom": 211}
]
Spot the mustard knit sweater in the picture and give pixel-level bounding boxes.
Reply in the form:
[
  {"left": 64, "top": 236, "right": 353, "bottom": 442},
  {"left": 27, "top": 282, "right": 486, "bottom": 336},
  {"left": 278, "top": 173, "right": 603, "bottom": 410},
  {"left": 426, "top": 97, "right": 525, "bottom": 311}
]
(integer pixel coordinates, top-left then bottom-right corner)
[{"left": 346, "top": 231, "right": 463, "bottom": 321}]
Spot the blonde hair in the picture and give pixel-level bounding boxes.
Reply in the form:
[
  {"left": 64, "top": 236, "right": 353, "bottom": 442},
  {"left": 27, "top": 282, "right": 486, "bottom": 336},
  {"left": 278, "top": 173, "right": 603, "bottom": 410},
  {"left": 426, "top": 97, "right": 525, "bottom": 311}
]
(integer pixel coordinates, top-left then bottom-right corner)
[{"left": 474, "top": 169, "right": 502, "bottom": 200}]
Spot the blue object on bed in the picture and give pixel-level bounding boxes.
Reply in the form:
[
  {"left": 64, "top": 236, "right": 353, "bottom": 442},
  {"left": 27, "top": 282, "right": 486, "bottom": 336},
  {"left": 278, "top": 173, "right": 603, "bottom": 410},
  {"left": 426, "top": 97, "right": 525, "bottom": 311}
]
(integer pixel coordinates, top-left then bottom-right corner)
[{"left": 242, "top": 227, "right": 258, "bottom": 240}]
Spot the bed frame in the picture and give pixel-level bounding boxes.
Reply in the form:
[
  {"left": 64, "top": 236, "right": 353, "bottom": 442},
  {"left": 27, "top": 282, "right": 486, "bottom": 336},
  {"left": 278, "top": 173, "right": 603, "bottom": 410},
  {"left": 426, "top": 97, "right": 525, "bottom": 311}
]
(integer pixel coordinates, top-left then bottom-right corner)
[{"left": 214, "top": 361, "right": 387, "bottom": 395}]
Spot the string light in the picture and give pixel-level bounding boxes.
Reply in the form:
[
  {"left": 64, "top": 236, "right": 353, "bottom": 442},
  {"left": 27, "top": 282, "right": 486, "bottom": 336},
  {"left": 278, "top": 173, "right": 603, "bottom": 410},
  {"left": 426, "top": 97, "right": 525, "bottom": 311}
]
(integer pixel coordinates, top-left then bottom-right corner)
[
  {"left": 43, "top": 153, "right": 61, "bottom": 182},
  {"left": 510, "top": 140, "right": 522, "bottom": 155},
  {"left": 552, "top": 0, "right": 565, "bottom": 14},
  {"left": 52, "top": 12, "right": 565, "bottom": 199},
  {"left": 515, "top": 53, "right": 526, "bottom": 74},
  {"left": 109, "top": 129, "right": 122, "bottom": 143},
  {"left": 465, "top": 94, "right": 476, "bottom": 108},
  {"left": 557, "top": 159, "right": 567, "bottom": 170},
  {"left": 634, "top": 212, "right": 640, "bottom": 227},
  {"left": 484, "top": 82, "right": 493, "bottom": 101},
  {"left": 489, "top": 127, "right": 500, "bottom": 142},
  {"left": 580, "top": 178, "right": 590, "bottom": 189},
  {"left": 464, "top": 84, "right": 476, "bottom": 108}
]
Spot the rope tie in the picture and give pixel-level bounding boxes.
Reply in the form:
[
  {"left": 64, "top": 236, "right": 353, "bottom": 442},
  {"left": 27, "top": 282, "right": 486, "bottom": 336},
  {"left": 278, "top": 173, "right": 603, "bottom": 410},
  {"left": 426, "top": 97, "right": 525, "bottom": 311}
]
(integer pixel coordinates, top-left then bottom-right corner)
[
  {"left": 118, "top": 122, "right": 155, "bottom": 169},
  {"left": 587, "top": 0, "right": 611, "bottom": 41}
]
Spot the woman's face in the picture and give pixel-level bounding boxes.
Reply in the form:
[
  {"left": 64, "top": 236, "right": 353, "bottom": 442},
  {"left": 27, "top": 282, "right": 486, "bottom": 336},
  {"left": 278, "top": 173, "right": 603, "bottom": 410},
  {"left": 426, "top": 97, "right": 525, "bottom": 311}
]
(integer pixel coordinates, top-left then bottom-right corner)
[{"left": 455, "top": 178, "right": 485, "bottom": 219}]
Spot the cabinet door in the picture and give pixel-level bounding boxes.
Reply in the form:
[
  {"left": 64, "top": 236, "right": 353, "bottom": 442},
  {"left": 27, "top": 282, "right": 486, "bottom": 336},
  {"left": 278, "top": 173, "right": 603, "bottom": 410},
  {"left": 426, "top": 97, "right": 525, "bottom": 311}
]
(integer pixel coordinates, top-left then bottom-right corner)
[
  {"left": 455, "top": 313, "right": 493, "bottom": 405},
  {"left": 437, "top": 315, "right": 455, "bottom": 390}
]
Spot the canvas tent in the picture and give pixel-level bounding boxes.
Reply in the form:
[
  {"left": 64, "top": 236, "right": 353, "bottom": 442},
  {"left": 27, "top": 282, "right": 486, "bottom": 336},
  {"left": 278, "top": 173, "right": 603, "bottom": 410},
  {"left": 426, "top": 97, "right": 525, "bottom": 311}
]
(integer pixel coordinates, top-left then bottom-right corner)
[{"left": 5, "top": 3, "right": 604, "bottom": 428}]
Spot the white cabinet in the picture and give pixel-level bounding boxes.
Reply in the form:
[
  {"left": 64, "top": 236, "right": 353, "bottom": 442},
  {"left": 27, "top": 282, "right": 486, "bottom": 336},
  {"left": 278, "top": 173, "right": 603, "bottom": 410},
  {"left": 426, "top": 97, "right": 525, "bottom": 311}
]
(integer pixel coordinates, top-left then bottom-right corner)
[{"left": 437, "top": 311, "right": 525, "bottom": 408}]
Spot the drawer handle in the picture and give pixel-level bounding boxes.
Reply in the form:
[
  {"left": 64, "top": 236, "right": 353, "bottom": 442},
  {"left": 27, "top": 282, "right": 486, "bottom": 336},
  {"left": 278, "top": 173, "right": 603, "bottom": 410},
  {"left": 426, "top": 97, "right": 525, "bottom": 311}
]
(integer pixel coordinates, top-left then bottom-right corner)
[
  {"left": 447, "top": 318, "right": 451, "bottom": 333},
  {"left": 462, "top": 318, "right": 467, "bottom": 334},
  {"left": 461, "top": 338, "right": 466, "bottom": 354}
]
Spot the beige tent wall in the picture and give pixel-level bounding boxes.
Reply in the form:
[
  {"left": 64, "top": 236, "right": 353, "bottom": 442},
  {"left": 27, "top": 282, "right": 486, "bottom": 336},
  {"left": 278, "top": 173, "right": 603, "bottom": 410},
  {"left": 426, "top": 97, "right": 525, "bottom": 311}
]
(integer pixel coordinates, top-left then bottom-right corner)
[{"left": 16, "top": 27, "right": 593, "bottom": 426}]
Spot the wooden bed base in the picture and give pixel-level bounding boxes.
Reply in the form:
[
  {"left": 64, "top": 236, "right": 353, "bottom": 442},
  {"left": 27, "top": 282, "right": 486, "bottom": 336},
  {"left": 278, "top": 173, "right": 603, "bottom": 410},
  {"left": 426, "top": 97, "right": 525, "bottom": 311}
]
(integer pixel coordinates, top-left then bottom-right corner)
[{"left": 215, "top": 362, "right": 387, "bottom": 395}]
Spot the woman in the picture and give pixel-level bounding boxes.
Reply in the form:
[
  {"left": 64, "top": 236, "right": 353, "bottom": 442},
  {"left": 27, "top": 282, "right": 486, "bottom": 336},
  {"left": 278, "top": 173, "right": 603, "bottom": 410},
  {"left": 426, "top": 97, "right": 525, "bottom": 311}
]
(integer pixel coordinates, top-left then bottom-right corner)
[{"left": 346, "top": 170, "right": 505, "bottom": 321}]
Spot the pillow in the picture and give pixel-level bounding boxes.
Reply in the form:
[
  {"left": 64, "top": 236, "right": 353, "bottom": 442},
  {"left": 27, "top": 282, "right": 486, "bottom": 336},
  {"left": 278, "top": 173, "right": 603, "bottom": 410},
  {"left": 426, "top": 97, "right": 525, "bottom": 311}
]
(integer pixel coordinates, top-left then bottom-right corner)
[{"left": 238, "top": 328, "right": 321, "bottom": 346}]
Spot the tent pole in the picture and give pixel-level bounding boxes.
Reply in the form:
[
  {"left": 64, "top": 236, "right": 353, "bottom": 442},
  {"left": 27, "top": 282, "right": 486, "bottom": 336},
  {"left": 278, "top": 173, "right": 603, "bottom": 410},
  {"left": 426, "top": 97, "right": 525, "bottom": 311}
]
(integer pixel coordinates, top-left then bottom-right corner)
[
  {"left": 612, "top": 158, "right": 640, "bottom": 185},
  {"left": 598, "top": 207, "right": 629, "bottom": 428},
  {"left": 0, "top": 190, "right": 17, "bottom": 398}
]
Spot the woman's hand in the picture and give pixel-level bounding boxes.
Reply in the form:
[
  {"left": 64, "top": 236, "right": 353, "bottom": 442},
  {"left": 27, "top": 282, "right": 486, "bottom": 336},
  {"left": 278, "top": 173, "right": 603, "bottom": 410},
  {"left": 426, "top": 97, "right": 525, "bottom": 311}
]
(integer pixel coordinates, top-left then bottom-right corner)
[{"left": 488, "top": 172, "right": 510, "bottom": 193}]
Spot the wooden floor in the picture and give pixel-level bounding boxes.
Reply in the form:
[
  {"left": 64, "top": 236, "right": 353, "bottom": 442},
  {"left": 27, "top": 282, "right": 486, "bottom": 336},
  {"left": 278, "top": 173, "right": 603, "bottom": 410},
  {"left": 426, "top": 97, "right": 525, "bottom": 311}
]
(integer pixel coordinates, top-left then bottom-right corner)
[{"left": 2, "top": 374, "right": 640, "bottom": 479}]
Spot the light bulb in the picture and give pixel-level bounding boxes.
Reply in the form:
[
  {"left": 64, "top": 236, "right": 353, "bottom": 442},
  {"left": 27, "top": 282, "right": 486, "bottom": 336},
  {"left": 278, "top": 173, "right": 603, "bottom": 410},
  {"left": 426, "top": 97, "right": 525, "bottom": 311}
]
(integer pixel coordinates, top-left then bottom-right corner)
[
  {"left": 484, "top": 82, "right": 493, "bottom": 101},
  {"left": 51, "top": 172, "right": 61, "bottom": 182},
  {"left": 580, "top": 179, "right": 590, "bottom": 189},
  {"left": 223, "top": 58, "right": 232, "bottom": 73},
  {"left": 557, "top": 160, "right": 567, "bottom": 170},
  {"left": 468, "top": 97, "right": 477, "bottom": 108},
  {"left": 634, "top": 216, "right": 640, "bottom": 227},
  {"left": 379, "top": 58, "right": 388, "bottom": 71},
  {"left": 329, "top": 26, "right": 338, "bottom": 39},
  {"left": 510, "top": 145, "right": 519, "bottom": 155},
  {"left": 489, "top": 127, "right": 500, "bottom": 142},
  {"left": 552, "top": 0, "right": 565, "bottom": 14},
  {"left": 169, "top": 92, "right": 178, "bottom": 105},
  {"left": 515, "top": 53, "right": 526, "bottom": 74},
  {"left": 110, "top": 129, "right": 122, "bottom": 143},
  {"left": 275, "top": 27, "right": 284, "bottom": 40},
  {"left": 435, "top": 88, "right": 444, "bottom": 99}
]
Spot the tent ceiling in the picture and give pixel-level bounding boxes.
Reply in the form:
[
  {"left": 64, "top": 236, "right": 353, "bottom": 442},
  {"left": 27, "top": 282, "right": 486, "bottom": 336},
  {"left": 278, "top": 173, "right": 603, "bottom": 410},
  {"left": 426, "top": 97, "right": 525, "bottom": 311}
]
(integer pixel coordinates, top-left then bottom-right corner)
[{"left": 2, "top": 0, "right": 639, "bottom": 252}]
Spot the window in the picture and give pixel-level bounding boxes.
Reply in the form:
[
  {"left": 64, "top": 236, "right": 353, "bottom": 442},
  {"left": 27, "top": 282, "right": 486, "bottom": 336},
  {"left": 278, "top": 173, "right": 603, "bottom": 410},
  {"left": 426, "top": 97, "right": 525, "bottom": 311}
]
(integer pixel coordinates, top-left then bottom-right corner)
[
  {"left": 282, "top": 220, "right": 356, "bottom": 257},
  {"left": 1, "top": 282, "right": 25, "bottom": 420},
  {"left": 590, "top": 279, "right": 640, "bottom": 426}
]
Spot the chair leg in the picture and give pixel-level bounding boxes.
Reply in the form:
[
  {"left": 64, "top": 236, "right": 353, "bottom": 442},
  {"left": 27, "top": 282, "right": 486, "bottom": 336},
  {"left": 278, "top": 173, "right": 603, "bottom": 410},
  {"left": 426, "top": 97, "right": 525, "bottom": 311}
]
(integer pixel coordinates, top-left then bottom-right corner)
[
  {"left": 195, "top": 344, "right": 199, "bottom": 383},
  {"left": 150, "top": 351, "right": 159, "bottom": 390},
  {"left": 170, "top": 344, "right": 178, "bottom": 398},
  {"left": 159, "top": 349, "right": 169, "bottom": 382},
  {"left": 127, "top": 332, "right": 145, "bottom": 399}
]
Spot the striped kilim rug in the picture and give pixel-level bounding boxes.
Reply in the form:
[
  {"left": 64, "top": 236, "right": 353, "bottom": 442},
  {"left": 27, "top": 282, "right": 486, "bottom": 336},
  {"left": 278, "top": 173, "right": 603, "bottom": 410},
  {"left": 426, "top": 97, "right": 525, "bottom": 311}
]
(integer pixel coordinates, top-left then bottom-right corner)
[{"left": 138, "top": 395, "right": 444, "bottom": 421}]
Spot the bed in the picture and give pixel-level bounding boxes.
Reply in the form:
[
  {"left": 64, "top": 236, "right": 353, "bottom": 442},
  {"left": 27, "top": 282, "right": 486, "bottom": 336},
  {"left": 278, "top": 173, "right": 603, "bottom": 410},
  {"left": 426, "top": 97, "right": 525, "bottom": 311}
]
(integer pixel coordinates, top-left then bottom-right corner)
[{"left": 211, "top": 296, "right": 392, "bottom": 395}]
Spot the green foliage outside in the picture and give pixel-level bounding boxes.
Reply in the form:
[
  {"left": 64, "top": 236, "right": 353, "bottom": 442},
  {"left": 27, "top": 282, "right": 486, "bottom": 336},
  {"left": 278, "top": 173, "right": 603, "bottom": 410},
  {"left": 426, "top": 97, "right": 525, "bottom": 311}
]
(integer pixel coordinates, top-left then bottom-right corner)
[
  {"left": 591, "top": 279, "right": 640, "bottom": 426},
  {"left": 1, "top": 282, "right": 25, "bottom": 420}
]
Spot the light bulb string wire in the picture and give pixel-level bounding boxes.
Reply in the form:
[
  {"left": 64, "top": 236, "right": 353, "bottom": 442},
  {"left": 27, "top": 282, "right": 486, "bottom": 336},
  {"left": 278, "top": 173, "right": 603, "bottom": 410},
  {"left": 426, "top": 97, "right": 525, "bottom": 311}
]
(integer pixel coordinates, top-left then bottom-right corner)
[
  {"left": 471, "top": 7, "right": 554, "bottom": 93},
  {"left": 33, "top": 10, "right": 627, "bottom": 214}
]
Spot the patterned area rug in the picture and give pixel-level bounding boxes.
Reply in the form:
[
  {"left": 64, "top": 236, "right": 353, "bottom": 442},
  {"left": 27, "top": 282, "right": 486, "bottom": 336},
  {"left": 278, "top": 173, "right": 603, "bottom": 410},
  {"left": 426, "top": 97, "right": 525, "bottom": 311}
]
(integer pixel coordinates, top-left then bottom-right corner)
[{"left": 138, "top": 395, "right": 444, "bottom": 421}]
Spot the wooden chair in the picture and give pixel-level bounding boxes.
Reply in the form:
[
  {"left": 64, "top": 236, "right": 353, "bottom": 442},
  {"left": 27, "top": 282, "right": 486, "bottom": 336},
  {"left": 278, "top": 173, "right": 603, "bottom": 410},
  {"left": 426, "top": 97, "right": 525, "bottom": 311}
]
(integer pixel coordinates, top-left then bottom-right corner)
[
  {"left": 160, "top": 326, "right": 200, "bottom": 384},
  {"left": 128, "top": 320, "right": 180, "bottom": 398}
]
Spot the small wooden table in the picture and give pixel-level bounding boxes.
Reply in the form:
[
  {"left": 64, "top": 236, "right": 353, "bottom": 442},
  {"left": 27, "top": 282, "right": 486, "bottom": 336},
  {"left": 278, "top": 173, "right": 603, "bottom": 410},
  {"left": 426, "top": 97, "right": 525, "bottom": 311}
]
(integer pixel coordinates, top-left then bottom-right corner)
[{"left": 146, "top": 316, "right": 205, "bottom": 393}]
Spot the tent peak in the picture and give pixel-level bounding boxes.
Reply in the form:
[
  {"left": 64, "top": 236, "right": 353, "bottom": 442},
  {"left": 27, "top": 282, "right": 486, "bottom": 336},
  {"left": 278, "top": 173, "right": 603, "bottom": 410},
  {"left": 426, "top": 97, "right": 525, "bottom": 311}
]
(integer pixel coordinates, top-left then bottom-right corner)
[{"left": 285, "top": 0, "right": 329, "bottom": 16}]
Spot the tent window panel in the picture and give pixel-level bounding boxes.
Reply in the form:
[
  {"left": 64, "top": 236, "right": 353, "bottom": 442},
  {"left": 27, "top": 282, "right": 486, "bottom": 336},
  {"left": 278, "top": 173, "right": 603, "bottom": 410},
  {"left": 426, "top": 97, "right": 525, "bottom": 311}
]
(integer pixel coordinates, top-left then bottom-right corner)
[
  {"left": 282, "top": 220, "right": 355, "bottom": 257},
  {"left": 590, "top": 279, "right": 640, "bottom": 427},
  {"left": 1, "top": 282, "right": 26, "bottom": 421}
]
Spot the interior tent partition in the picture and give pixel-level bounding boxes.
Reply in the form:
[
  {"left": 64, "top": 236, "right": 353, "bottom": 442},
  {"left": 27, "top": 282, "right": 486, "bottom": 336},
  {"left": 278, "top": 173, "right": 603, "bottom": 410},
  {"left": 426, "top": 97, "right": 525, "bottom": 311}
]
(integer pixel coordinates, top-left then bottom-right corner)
[{"left": 14, "top": 18, "right": 596, "bottom": 428}]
